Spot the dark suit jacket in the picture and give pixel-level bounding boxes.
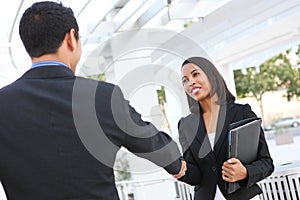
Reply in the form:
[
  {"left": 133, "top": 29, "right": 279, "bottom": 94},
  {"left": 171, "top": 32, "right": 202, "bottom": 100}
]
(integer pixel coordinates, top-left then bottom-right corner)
[
  {"left": 0, "top": 65, "right": 182, "bottom": 200},
  {"left": 178, "top": 103, "right": 274, "bottom": 200}
]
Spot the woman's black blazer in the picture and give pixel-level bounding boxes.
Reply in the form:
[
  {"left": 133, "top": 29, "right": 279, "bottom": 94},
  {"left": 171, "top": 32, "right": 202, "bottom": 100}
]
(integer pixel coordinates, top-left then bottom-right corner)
[{"left": 178, "top": 103, "right": 274, "bottom": 200}]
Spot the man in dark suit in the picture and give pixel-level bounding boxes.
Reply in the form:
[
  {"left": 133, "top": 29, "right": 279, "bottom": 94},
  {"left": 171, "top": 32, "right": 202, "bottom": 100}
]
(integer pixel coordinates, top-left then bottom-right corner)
[{"left": 0, "top": 2, "right": 186, "bottom": 199}]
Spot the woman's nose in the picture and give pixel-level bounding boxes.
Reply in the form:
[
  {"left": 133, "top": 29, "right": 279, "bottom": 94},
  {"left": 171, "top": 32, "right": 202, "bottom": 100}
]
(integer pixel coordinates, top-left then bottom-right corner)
[{"left": 189, "top": 79, "right": 195, "bottom": 86}]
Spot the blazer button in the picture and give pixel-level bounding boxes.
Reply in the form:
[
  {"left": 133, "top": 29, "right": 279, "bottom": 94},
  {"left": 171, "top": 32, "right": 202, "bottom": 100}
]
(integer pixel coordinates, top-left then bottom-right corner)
[{"left": 212, "top": 166, "right": 217, "bottom": 171}]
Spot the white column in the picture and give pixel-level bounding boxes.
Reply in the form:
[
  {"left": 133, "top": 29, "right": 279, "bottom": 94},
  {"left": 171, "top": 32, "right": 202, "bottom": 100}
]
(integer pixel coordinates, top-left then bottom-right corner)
[
  {"left": 109, "top": 31, "right": 172, "bottom": 184},
  {"left": 218, "top": 63, "right": 237, "bottom": 97}
]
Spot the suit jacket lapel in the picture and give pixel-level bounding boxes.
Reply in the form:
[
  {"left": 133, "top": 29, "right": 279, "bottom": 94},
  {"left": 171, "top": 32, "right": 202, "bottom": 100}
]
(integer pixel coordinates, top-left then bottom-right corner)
[
  {"left": 181, "top": 103, "right": 239, "bottom": 162},
  {"left": 196, "top": 113, "right": 216, "bottom": 160},
  {"left": 179, "top": 113, "right": 201, "bottom": 151},
  {"left": 180, "top": 113, "right": 215, "bottom": 161},
  {"left": 213, "top": 103, "right": 237, "bottom": 157}
]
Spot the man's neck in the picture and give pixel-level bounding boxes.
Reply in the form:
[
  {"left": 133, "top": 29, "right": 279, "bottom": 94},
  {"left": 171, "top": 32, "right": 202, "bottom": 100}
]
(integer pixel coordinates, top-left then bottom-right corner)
[
  {"left": 32, "top": 55, "right": 62, "bottom": 64},
  {"left": 31, "top": 55, "right": 74, "bottom": 72}
]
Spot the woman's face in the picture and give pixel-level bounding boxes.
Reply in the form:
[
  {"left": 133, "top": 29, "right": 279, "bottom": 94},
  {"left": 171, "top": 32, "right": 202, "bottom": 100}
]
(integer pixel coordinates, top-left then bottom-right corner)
[{"left": 181, "top": 63, "right": 211, "bottom": 102}]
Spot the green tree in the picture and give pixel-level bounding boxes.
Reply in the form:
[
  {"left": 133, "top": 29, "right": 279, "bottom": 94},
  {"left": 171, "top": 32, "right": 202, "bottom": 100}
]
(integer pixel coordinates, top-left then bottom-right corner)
[
  {"left": 183, "top": 17, "right": 202, "bottom": 28},
  {"left": 233, "top": 51, "right": 297, "bottom": 121},
  {"left": 87, "top": 73, "right": 106, "bottom": 82},
  {"left": 114, "top": 154, "right": 131, "bottom": 182},
  {"left": 156, "top": 86, "right": 172, "bottom": 134},
  {"left": 286, "top": 45, "right": 300, "bottom": 101},
  {"left": 234, "top": 65, "right": 276, "bottom": 121},
  {"left": 114, "top": 154, "right": 131, "bottom": 200},
  {"left": 265, "top": 49, "right": 300, "bottom": 101},
  {"left": 156, "top": 86, "right": 166, "bottom": 105}
]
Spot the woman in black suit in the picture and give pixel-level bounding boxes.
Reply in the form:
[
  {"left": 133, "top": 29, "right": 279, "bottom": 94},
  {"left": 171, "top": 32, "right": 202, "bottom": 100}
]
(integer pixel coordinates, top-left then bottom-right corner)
[{"left": 174, "top": 57, "right": 274, "bottom": 200}]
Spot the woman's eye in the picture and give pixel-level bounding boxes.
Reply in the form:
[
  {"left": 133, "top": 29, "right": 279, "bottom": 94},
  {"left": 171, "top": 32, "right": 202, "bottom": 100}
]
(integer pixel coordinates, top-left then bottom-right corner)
[
  {"left": 182, "top": 79, "right": 188, "bottom": 84},
  {"left": 193, "top": 72, "right": 200, "bottom": 77}
]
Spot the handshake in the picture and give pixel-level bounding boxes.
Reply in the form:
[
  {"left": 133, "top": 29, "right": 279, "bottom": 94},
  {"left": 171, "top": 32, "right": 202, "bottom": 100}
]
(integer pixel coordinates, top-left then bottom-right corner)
[{"left": 173, "top": 160, "right": 187, "bottom": 179}]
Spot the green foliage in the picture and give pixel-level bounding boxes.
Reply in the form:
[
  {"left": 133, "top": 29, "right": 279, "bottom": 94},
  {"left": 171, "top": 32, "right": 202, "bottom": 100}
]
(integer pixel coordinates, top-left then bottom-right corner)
[
  {"left": 183, "top": 17, "right": 202, "bottom": 28},
  {"left": 234, "top": 46, "right": 300, "bottom": 121},
  {"left": 114, "top": 156, "right": 131, "bottom": 181},
  {"left": 286, "top": 76, "right": 300, "bottom": 101},
  {"left": 234, "top": 46, "right": 300, "bottom": 101},
  {"left": 271, "top": 50, "right": 300, "bottom": 100},
  {"left": 234, "top": 65, "right": 276, "bottom": 101},
  {"left": 286, "top": 47, "right": 300, "bottom": 101},
  {"left": 183, "top": 20, "right": 194, "bottom": 28},
  {"left": 156, "top": 86, "right": 166, "bottom": 105},
  {"left": 87, "top": 73, "right": 106, "bottom": 81}
]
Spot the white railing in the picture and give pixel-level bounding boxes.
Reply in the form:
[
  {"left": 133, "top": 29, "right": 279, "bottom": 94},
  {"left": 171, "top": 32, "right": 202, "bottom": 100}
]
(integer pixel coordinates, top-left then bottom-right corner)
[
  {"left": 116, "top": 177, "right": 194, "bottom": 200},
  {"left": 258, "top": 173, "right": 300, "bottom": 200},
  {"left": 174, "top": 181, "right": 194, "bottom": 200},
  {"left": 117, "top": 161, "right": 300, "bottom": 200},
  {"left": 1, "top": 162, "right": 299, "bottom": 200},
  {"left": 258, "top": 161, "right": 300, "bottom": 200}
]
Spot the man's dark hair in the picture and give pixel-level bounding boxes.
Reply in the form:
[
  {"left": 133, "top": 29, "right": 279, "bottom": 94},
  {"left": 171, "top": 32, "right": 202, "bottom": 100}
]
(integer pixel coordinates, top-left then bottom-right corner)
[
  {"left": 19, "top": 1, "right": 79, "bottom": 57},
  {"left": 181, "top": 57, "right": 236, "bottom": 113}
]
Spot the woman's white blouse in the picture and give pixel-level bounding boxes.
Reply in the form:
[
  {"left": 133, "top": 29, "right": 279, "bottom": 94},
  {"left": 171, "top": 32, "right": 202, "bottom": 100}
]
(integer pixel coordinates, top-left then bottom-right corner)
[{"left": 207, "top": 133, "right": 260, "bottom": 200}]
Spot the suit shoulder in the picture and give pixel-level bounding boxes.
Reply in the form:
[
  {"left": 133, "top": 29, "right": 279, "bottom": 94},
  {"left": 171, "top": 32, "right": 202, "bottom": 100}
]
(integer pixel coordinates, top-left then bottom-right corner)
[
  {"left": 178, "top": 113, "right": 199, "bottom": 128},
  {"left": 0, "top": 79, "right": 21, "bottom": 94},
  {"left": 180, "top": 113, "right": 196, "bottom": 122},
  {"left": 97, "top": 81, "right": 118, "bottom": 91},
  {"left": 232, "top": 102, "right": 252, "bottom": 110},
  {"left": 232, "top": 103, "right": 256, "bottom": 118},
  {"left": 77, "top": 76, "right": 119, "bottom": 91}
]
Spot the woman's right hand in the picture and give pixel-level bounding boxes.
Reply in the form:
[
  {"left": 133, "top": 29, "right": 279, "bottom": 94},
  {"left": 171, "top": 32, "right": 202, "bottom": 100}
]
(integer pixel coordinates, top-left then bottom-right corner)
[
  {"left": 222, "top": 158, "right": 248, "bottom": 182},
  {"left": 173, "top": 160, "right": 187, "bottom": 179}
]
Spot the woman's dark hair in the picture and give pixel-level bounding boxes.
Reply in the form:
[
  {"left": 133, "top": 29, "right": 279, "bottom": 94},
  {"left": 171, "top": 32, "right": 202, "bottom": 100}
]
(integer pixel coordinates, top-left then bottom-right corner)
[
  {"left": 19, "top": 1, "right": 79, "bottom": 57},
  {"left": 181, "top": 57, "right": 235, "bottom": 113}
]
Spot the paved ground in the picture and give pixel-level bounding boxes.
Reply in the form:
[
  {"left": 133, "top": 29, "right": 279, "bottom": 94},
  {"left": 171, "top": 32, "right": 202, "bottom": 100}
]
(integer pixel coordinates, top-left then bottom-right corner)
[{"left": 265, "top": 127, "right": 300, "bottom": 167}]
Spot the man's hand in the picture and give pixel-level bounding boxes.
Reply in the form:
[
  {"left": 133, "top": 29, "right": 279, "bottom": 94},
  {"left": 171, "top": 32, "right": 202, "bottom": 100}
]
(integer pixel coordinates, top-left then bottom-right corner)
[
  {"left": 222, "top": 158, "right": 248, "bottom": 182},
  {"left": 173, "top": 160, "right": 187, "bottom": 179}
]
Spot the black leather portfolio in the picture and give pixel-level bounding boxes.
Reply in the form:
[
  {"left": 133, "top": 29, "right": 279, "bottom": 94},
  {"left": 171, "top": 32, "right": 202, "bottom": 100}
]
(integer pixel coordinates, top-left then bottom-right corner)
[{"left": 227, "top": 117, "right": 262, "bottom": 194}]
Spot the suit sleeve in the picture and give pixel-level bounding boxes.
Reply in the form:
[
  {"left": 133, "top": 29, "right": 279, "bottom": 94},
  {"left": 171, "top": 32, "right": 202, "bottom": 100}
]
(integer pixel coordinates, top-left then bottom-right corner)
[
  {"left": 177, "top": 118, "right": 203, "bottom": 185},
  {"left": 110, "top": 85, "right": 182, "bottom": 174},
  {"left": 242, "top": 104, "right": 274, "bottom": 187}
]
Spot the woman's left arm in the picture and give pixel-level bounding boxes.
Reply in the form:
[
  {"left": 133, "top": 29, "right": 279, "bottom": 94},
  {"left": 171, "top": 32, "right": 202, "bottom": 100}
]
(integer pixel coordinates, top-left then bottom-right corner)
[{"left": 241, "top": 104, "right": 275, "bottom": 187}]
